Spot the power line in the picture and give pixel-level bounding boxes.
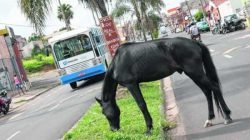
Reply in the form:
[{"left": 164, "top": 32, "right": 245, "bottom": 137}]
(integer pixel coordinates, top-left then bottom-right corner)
[{"left": 0, "top": 22, "right": 58, "bottom": 28}]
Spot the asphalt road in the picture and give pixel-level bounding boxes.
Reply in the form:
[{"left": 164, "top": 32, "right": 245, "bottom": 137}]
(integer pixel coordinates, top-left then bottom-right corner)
[
  {"left": 0, "top": 77, "right": 103, "bottom": 140},
  {"left": 169, "top": 30, "right": 250, "bottom": 140}
]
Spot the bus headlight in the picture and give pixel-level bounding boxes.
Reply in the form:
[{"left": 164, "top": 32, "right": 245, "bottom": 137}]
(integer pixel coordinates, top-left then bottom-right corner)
[
  {"left": 58, "top": 69, "right": 66, "bottom": 76},
  {"left": 92, "top": 59, "right": 97, "bottom": 65}
]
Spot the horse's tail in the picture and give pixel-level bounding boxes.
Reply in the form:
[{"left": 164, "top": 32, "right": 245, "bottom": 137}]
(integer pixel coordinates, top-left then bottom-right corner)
[{"left": 198, "top": 42, "right": 224, "bottom": 116}]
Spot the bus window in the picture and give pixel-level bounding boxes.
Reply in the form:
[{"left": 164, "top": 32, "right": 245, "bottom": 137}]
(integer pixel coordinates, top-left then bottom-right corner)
[{"left": 54, "top": 34, "right": 93, "bottom": 61}]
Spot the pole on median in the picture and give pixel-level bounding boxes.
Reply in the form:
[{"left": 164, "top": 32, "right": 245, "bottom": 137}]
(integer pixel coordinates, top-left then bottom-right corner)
[{"left": 199, "top": 0, "right": 208, "bottom": 22}]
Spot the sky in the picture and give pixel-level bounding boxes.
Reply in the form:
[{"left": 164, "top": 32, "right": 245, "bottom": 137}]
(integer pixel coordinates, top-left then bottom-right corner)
[{"left": 0, "top": 0, "right": 183, "bottom": 39}]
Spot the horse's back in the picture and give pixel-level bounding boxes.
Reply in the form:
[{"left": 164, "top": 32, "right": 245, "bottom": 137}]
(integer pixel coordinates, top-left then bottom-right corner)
[{"left": 111, "top": 39, "right": 185, "bottom": 83}]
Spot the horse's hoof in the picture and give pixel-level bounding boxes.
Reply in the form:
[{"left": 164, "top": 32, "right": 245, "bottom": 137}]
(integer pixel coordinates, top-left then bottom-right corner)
[
  {"left": 204, "top": 120, "right": 213, "bottom": 128},
  {"left": 145, "top": 128, "right": 153, "bottom": 136},
  {"left": 224, "top": 118, "right": 233, "bottom": 125}
]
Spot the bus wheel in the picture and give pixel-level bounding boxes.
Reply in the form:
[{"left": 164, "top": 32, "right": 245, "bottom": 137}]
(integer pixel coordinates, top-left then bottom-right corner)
[{"left": 70, "top": 82, "right": 77, "bottom": 89}]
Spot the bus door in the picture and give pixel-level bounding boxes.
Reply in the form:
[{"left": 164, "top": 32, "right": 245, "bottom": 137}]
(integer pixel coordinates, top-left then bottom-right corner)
[{"left": 90, "top": 28, "right": 108, "bottom": 67}]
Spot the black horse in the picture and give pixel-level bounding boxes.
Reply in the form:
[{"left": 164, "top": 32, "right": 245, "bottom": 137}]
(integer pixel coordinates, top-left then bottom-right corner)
[{"left": 95, "top": 37, "right": 232, "bottom": 134}]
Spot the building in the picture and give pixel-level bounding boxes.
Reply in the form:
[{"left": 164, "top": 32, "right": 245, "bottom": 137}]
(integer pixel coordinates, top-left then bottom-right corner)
[
  {"left": 206, "top": 0, "right": 245, "bottom": 26},
  {"left": 180, "top": 0, "right": 210, "bottom": 20},
  {"left": 0, "top": 27, "right": 28, "bottom": 94},
  {"left": 22, "top": 41, "right": 45, "bottom": 58},
  {"left": 167, "top": 7, "right": 188, "bottom": 31},
  {"left": 242, "top": 0, "right": 250, "bottom": 27}
]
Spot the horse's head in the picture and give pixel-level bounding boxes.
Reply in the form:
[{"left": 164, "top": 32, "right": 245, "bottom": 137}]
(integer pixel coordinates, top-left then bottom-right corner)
[{"left": 95, "top": 97, "right": 120, "bottom": 131}]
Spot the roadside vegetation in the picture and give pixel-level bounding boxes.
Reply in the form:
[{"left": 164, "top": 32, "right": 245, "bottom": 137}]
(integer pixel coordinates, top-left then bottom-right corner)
[
  {"left": 63, "top": 81, "right": 173, "bottom": 140},
  {"left": 23, "top": 54, "right": 54, "bottom": 73}
]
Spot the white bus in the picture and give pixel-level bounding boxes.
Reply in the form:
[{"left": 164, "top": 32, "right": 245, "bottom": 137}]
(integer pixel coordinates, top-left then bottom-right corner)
[{"left": 48, "top": 27, "right": 108, "bottom": 89}]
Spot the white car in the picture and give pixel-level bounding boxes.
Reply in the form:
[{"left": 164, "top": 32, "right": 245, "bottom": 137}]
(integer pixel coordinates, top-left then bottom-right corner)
[{"left": 159, "top": 25, "right": 168, "bottom": 38}]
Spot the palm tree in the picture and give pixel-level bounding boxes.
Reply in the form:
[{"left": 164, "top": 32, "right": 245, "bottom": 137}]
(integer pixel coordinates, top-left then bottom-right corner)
[
  {"left": 140, "top": 0, "right": 165, "bottom": 40},
  {"left": 78, "top": 0, "right": 109, "bottom": 17},
  {"left": 57, "top": 3, "right": 73, "bottom": 30},
  {"left": 147, "top": 11, "right": 162, "bottom": 39},
  {"left": 19, "top": 0, "right": 111, "bottom": 34},
  {"left": 19, "top": 0, "right": 52, "bottom": 34},
  {"left": 111, "top": 0, "right": 146, "bottom": 41},
  {"left": 111, "top": 0, "right": 165, "bottom": 41}
]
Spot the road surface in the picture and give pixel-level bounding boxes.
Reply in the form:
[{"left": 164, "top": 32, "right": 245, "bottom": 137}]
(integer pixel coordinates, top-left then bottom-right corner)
[{"left": 170, "top": 30, "right": 250, "bottom": 140}]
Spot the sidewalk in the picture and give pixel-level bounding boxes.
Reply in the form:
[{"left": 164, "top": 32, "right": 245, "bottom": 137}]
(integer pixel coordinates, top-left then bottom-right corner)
[
  {"left": 10, "top": 70, "right": 60, "bottom": 110},
  {"left": 162, "top": 77, "right": 186, "bottom": 140}
]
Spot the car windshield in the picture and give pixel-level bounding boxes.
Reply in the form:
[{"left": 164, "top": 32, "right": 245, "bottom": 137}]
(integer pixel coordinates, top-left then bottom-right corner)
[
  {"left": 197, "top": 22, "right": 203, "bottom": 26},
  {"left": 53, "top": 34, "right": 93, "bottom": 61},
  {"left": 224, "top": 14, "right": 237, "bottom": 21}
]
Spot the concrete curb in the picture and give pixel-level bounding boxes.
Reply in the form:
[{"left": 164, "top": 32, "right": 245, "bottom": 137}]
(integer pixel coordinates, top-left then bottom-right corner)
[
  {"left": 11, "top": 83, "right": 60, "bottom": 110},
  {"left": 161, "top": 77, "right": 186, "bottom": 140}
]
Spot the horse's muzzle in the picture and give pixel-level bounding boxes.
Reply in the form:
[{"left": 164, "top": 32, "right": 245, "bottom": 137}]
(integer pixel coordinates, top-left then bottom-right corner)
[{"left": 110, "top": 126, "right": 120, "bottom": 131}]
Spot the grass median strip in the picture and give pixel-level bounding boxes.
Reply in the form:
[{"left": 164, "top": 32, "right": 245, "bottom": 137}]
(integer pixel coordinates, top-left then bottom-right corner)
[{"left": 63, "top": 81, "right": 172, "bottom": 140}]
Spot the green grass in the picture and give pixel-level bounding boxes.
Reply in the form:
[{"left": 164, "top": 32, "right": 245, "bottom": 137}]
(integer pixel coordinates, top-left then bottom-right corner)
[{"left": 63, "top": 81, "right": 170, "bottom": 140}]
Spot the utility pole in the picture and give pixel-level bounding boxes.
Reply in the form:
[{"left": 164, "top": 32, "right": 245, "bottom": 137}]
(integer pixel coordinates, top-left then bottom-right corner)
[{"left": 185, "top": 0, "right": 193, "bottom": 21}]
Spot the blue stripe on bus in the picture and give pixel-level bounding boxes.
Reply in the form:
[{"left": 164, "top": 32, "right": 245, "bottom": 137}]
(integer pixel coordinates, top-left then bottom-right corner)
[{"left": 60, "top": 64, "right": 106, "bottom": 85}]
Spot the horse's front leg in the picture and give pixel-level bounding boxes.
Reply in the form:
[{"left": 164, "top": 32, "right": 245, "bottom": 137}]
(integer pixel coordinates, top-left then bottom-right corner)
[{"left": 126, "top": 83, "right": 153, "bottom": 135}]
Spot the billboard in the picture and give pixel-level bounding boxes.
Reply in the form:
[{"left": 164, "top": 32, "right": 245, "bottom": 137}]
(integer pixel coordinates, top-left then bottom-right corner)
[{"left": 99, "top": 16, "right": 121, "bottom": 57}]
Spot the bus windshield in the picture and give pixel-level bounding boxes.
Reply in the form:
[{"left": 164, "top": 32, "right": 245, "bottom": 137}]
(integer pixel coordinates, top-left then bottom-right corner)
[{"left": 53, "top": 34, "right": 93, "bottom": 61}]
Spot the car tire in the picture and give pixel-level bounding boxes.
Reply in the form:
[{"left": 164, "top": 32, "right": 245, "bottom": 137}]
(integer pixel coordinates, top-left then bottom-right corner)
[{"left": 241, "top": 23, "right": 246, "bottom": 29}]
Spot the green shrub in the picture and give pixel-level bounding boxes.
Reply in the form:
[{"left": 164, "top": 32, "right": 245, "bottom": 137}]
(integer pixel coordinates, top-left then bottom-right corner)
[
  {"left": 23, "top": 55, "right": 55, "bottom": 73},
  {"left": 152, "top": 29, "right": 159, "bottom": 39},
  {"left": 34, "top": 54, "right": 44, "bottom": 61},
  {"left": 194, "top": 11, "right": 204, "bottom": 22}
]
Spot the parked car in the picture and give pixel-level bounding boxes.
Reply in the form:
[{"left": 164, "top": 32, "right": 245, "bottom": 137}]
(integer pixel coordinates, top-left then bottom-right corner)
[
  {"left": 159, "top": 25, "right": 168, "bottom": 38},
  {"left": 221, "top": 14, "right": 246, "bottom": 33},
  {"left": 196, "top": 21, "right": 210, "bottom": 32}
]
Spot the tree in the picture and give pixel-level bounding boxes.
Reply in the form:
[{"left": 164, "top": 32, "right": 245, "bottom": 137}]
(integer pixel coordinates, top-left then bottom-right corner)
[
  {"left": 19, "top": 0, "right": 111, "bottom": 34},
  {"left": 28, "top": 33, "right": 43, "bottom": 42},
  {"left": 19, "top": 0, "right": 52, "bottom": 34},
  {"left": 147, "top": 11, "right": 162, "bottom": 39},
  {"left": 111, "top": 0, "right": 165, "bottom": 41},
  {"left": 78, "top": 0, "right": 109, "bottom": 17},
  {"left": 194, "top": 11, "right": 204, "bottom": 22},
  {"left": 57, "top": 3, "right": 74, "bottom": 30}
]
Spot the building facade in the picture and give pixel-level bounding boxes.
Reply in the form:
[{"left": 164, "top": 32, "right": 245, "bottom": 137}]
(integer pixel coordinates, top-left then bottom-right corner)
[{"left": 0, "top": 27, "right": 28, "bottom": 94}]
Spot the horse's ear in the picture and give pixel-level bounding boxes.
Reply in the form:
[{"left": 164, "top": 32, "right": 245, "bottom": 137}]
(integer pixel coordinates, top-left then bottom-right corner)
[{"left": 95, "top": 97, "right": 102, "bottom": 106}]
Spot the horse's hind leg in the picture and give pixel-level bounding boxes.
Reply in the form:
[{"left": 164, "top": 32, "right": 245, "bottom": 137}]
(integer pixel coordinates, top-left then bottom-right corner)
[
  {"left": 184, "top": 70, "right": 215, "bottom": 127},
  {"left": 210, "top": 82, "right": 232, "bottom": 124},
  {"left": 126, "top": 83, "right": 153, "bottom": 135}
]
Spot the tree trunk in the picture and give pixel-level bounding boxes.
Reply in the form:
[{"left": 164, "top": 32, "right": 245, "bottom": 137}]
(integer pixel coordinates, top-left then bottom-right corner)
[
  {"left": 93, "top": 0, "right": 108, "bottom": 17},
  {"left": 89, "top": 3, "right": 97, "bottom": 25},
  {"left": 144, "top": 13, "right": 153, "bottom": 40},
  {"left": 140, "top": 20, "right": 147, "bottom": 41},
  {"left": 131, "top": 0, "right": 147, "bottom": 41}
]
